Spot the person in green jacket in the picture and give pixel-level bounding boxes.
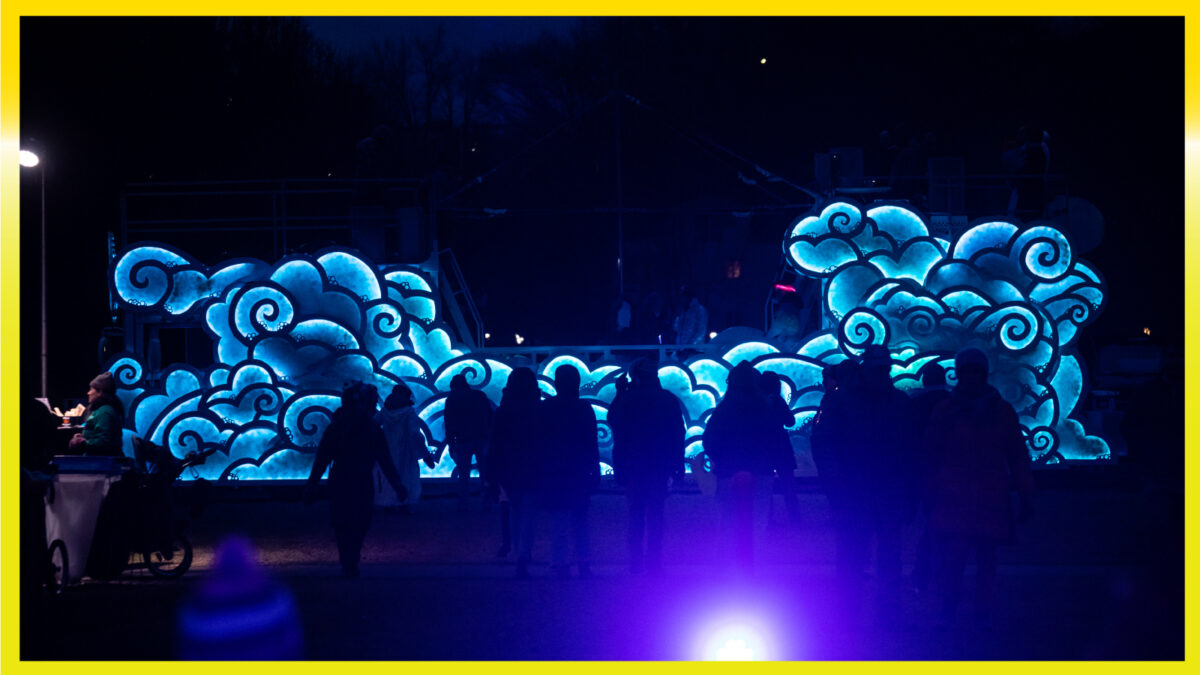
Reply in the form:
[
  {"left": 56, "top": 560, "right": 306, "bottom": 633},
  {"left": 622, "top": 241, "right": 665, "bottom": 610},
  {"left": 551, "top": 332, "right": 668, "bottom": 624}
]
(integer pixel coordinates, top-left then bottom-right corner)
[{"left": 68, "top": 371, "right": 125, "bottom": 456}]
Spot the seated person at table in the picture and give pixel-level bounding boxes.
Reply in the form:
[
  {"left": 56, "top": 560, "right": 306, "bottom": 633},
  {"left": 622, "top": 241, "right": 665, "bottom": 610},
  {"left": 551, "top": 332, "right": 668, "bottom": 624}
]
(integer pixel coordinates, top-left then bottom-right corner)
[{"left": 68, "top": 372, "right": 125, "bottom": 456}]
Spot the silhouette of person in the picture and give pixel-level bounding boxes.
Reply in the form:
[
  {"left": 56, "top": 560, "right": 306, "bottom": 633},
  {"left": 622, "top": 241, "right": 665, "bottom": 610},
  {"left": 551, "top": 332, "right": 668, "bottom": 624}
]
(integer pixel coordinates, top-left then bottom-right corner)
[
  {"left": 487, "top": 367, "right": 545, "bottom": 578},
  {"left": 907, "top": 362, "right": 953, "bottom": 592},
  {"left": 305, "top": 383, "right": 407, "bottom": 577},
  {"left": 810, "top": 360, "right": 858, "bottom": 519},
  {"left": 609, "top": 358, "right": 686, "bottom": 574},
  {"left": 1005, "top": 124, "right": 1050, "bottom": 218},
  {"left": 758, "top": 370, "right": 801, "bottom": 526},
  {"left": 634, "top": 288, "right": 671, "bottom": 344},
  {"left": 925, "top": 348, "right": 1034, "bottom": 628},
  {"left": 849, "top": 346, "right": 912, "bottom": 620},
  {"left": 812, "top": 358, "right": 860, "bottom": 576},
  {"left": 812, "top": 348, "right": 910, "bottom": 620},
  {"left": 614, "top": 296, "right": 633, "bottom": 343},
  {"left": 674, "top": 287, "right": 709, "bottom": 346},
  {"left": 443, "top": 373, "right": 494, "bottom": 509},
  {"left": 67, "top": 371, "right": 125, "bottom": 456},
  {"left": 375, "top": 383, "right": 433, "bottom": 513},
  {"left": 539, "top": 365, "right": 600, "bottom": 578},
  {"left": 21, "top": 397, "right": 59, "bottom": 634},
  {"left": 703, "top": 362, "right": 776, "bottom": 573}
]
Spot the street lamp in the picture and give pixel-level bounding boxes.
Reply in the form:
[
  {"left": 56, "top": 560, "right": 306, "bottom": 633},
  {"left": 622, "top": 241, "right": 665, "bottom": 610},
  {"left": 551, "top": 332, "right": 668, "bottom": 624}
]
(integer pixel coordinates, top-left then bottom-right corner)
[{"left": 20, "top": 147, "right": 47, "bottom": 398}]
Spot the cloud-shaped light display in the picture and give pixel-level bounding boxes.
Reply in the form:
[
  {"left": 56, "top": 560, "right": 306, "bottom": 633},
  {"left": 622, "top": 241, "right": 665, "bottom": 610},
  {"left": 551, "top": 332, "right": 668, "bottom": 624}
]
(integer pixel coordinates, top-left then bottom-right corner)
[
  {"left": 106, "top": 201, "right": 1106, "bottom": 481},
  {"left": 109, "top": 244, "right": 499, "bottom": 480},
  {"left": 783, "top": 201, "right": 1107, "bottom": 462}
]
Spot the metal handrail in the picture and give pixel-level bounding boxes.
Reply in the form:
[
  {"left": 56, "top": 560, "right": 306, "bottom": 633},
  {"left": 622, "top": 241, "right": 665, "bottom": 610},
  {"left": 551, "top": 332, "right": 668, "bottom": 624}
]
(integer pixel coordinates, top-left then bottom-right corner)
[
  {"left": 436, "top": 248, "right": 484, "bottom": 349},
  {"left": 474, "top": 343, "right": 735, "bottom": 370}
]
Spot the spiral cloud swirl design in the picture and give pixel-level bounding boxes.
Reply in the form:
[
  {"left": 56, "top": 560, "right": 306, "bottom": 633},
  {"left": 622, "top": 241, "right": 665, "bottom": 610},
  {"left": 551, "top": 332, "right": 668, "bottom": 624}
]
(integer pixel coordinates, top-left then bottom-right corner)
[{"left": 105, "top": 202, "right": 1108, "bottom": 480}]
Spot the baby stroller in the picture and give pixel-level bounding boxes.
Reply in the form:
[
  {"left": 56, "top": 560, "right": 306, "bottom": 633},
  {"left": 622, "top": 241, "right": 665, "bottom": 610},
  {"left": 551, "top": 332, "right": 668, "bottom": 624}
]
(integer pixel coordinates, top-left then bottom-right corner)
[{"left": 88, "top": 439, "right": 215, "bottom": 579}]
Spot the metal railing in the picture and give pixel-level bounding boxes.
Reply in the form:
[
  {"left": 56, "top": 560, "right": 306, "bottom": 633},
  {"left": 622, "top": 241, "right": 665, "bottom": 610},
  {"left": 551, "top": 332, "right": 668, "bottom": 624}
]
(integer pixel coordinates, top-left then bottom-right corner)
[
  {"left": 436, "top": 248, "right": 484, "bottom": 349},
  {"left": 474, "top": 343, "right": 734, "bottom": 371}
]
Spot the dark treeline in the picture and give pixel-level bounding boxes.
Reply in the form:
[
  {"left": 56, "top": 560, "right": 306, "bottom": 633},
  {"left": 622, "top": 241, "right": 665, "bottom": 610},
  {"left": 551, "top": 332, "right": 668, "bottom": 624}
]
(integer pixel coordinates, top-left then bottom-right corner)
[
  {"left": 21, "top": 17, "right": 1183, "bottom": 210},
  {"left": 19, "top": 17, "right": 1182, "bottom": 400}
]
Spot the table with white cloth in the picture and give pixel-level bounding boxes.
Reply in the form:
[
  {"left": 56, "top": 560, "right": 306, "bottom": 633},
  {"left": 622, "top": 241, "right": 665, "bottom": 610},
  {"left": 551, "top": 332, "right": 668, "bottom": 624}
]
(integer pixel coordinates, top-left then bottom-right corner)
[{"left": 45, "top": 458, "right": 129, "bottom": 584}]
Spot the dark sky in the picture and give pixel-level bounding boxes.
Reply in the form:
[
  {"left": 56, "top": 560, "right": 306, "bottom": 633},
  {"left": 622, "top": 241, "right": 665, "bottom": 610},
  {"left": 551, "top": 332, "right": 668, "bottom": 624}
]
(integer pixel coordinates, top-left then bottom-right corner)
[
  {"left": 19, "top": 16, "right": 1183, "bottom": 402},
  {"left": 304, "top": 16, "right": 580, "bottom": 56}
]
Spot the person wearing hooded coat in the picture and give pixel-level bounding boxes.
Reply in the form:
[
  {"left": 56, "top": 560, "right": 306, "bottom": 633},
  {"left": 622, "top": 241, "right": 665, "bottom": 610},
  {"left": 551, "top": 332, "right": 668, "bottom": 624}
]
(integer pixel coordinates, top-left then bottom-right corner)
[
  {"left": 703, "top": 361, "right": 776, "bottom": 572},
  {"left": 810, "top": 360, "right": 860, "bottom": 510},
  {"left": 375, "top": 384, "right": 434, "bottom": 511},
  {"left": 812, "top": 348, "right": 911, "bottom": 620},
  {"left": 486, "top": 367, "right": 545, "bottom": 577},
  {"left": 539, "top": 365, "right": 600, "bottom": 578},
  {"left": 907, "top": 362, "right": 953, "bottom": 592},
  {"left": 609, "top": 358, "right": 685, "bottom": 574},
  {"left": 443, "top": 374, "right": 494, "bottom": 507},
  {"left": 926, "top": 348, "right": 1034, "bottom": 628},
  {"left": 68, "top": 371, "right": 125, "bottom": 456},
  {"left": 846, "top": 346, "right": 912, "bottom": 617},
  {"left": 305, "top": 383, "right": 407, "bottom": 577}
]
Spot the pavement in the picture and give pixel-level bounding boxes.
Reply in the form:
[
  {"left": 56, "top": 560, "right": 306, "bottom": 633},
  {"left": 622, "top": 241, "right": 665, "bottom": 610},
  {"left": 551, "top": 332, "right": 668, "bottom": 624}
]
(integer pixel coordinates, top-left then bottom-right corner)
[{"left": 20, "top": 469, "right": 1185, "bottom": 660}]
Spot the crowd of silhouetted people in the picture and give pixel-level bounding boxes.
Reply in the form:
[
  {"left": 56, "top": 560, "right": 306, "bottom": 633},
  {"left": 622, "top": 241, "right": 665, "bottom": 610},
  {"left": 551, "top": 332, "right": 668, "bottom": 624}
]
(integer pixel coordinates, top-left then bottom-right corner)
[
  {"left": 811, "top": 345, "right": 1033, "bottom": 629},
  {"left": 19, "top": 346, "right": 1037, "bottom": 633},
  {"left": 303, "top": 343, "right": 1034, "bottom": 631}
]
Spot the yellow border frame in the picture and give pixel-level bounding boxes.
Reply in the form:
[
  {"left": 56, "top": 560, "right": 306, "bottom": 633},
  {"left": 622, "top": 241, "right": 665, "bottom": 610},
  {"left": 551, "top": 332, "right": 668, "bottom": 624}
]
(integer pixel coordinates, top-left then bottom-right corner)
[{"left": 1, "top": 4, "right": 1194, "bottom": 670}]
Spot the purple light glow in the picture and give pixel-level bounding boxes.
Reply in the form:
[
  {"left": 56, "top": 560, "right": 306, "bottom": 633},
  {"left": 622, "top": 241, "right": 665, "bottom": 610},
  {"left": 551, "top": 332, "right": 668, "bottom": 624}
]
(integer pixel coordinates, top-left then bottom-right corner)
[
  {"left": 703, "top": 623, "right": 769, "bottom": 660},
  {"left": 686, "top": 593, "right": 791, "bottom": 661}
]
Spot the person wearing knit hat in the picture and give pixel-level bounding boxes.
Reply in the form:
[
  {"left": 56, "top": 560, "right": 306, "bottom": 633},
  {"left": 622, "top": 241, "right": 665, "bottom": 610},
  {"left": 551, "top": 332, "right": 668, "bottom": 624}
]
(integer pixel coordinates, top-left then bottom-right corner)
[
  {"left": 89, "top": 371, "right": 116, "bottom": 395},
  {"left": 304, "top": 382, "right": 407, "bottom": 578},
  {"left": 68, "top": 371, "right": 125, "bottom": 456},
  {"left": 176, "top": 535, "right": 302, "bottom": 659}
]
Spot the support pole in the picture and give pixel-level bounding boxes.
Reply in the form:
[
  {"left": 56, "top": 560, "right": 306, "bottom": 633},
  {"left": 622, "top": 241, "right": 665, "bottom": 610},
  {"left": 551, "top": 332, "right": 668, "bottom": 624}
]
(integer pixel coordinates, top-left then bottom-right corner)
[
  {"left": 40, "top": 168, "right": 48, "bottom": 399},
  {"left": 615, "top": 92, "right": 624, "bottom": 299}
]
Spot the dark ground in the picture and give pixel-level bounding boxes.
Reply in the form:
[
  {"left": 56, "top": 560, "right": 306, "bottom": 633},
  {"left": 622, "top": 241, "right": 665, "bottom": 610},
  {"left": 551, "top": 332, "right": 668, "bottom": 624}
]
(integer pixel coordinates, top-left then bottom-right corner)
[{"left": 21, "top": 468, "right": 1185, "bottom": 661}]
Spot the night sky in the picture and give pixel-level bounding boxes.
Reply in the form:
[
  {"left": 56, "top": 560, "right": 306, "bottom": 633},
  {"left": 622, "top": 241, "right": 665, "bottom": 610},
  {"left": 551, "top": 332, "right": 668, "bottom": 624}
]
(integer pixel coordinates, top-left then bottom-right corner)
[{"left": 19, "top": 16, "right": 1182, "bottom": 403}]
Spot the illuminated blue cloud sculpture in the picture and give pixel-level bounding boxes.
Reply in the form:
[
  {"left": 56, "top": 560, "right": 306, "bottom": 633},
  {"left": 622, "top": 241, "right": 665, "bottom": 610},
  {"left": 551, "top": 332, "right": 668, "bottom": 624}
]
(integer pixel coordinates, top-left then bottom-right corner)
[
  {"left": 784, "top": 201, "right": 1108, "bottom": 462},
  {"left": 108, "top": 244, "right": 509, "bottom": 480},
  {"left": 106, "top": 201, "right": 1106, "bottom": 480}
]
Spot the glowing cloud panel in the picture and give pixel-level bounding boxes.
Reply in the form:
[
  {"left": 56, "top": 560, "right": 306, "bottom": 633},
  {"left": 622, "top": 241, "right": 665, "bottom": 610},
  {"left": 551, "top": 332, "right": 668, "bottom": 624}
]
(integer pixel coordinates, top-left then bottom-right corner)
[{"left": 106, "top": 201, "right": 1108, "bottom": 480}]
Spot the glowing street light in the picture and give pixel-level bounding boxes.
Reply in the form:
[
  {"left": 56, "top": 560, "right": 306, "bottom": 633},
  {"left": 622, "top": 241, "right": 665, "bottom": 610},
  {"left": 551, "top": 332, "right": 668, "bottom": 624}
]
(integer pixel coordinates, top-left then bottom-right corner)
[
  {"left": 19, "top": 149, "right": 40, "bottom": 167},
  {"left": 760, "top": 58, "right": 767, "bottom": 65},
  {"left": 514, "top": 333, "right": 525, "bottom": 345}
]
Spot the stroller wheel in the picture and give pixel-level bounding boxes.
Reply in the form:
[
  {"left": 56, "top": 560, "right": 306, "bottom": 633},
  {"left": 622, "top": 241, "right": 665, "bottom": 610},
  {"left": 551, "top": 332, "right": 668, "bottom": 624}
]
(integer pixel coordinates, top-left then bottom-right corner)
[{"left": 144, "top": 533, "right": 194, "bottom": 579}]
